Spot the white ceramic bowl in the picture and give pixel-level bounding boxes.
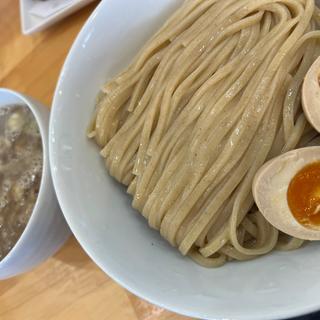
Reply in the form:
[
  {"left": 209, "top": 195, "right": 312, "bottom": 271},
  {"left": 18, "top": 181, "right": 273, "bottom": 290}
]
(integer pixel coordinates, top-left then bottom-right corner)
[
  {"left": 0, "top": 88, "right": 70, "bottom": 279},
  {"left": 49, "top": 1, "right": 320, "bottom": 319}
]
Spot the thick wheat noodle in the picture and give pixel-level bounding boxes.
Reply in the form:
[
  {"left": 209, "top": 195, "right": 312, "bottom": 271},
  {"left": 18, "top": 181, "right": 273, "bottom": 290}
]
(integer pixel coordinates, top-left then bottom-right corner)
[
  {"left": 132, "top": 25, "right": 286, "bottom": 212},
  {"left": 178, "top": 75, "right": 284, "bottom": 254},
  {"left": 88, "top": 0, "right": 320, "bottom": 267}
]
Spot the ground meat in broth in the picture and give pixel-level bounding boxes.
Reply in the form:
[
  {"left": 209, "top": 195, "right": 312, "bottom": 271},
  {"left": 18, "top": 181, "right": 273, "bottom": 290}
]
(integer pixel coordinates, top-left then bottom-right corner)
[{"left": 0, "top": 105, "right": 42, "bottom": 260}]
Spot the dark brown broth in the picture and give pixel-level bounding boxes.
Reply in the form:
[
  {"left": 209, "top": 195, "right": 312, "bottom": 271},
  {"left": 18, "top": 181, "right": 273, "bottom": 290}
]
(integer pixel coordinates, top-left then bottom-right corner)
[{"left": 0, "top": 105, "right": 42, "bottom": 260}]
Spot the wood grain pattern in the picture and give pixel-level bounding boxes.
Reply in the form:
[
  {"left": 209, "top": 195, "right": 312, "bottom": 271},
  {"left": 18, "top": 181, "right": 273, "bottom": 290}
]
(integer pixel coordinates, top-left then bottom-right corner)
[{"left": 0, "top": 2, "right": 191, "bottom": 319}]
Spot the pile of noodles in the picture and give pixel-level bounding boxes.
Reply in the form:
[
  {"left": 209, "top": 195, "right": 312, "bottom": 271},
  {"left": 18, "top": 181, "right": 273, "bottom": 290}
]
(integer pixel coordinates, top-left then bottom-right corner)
[{"left": 88, "top": 0, "right": 320, "bottom": 267}]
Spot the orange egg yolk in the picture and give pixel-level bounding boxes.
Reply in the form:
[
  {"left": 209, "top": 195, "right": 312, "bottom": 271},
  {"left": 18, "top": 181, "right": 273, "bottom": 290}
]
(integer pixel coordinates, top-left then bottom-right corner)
[{"left": 287, "top": 161, "right": 320, "bottom": 229}]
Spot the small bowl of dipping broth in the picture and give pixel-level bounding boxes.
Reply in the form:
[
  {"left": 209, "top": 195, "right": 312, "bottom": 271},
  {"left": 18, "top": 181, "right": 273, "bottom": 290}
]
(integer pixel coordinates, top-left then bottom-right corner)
[{"left": 0, "top": 88, "right": 70, "bottom": 279}]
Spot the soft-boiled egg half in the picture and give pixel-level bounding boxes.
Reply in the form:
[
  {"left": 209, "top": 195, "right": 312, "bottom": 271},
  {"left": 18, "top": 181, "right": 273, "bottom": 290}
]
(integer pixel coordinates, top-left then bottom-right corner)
[
  {"left": 302, "top": 56, "right": 320, "bottom": 133},
  {"left": 253, "top": 147, "right": 320, "bottom": 240},
  {"left": 253, "top": 56, "right": 320, "bottom": 240}
]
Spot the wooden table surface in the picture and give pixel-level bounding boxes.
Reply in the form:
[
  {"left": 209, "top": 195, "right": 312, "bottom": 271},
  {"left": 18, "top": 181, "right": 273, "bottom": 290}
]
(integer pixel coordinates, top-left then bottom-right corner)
[{"left": 0, "top": 2, "right": 190, "bottom": 319}]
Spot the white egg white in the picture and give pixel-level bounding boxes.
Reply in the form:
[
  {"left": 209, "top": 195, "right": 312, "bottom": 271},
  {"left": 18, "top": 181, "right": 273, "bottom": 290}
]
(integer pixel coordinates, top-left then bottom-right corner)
[
  {"left": 252, "top": 146, "right": 320, "bottom": 240},
  {"left": 302, "top": 56, "right": 320, "bottom": 133}
]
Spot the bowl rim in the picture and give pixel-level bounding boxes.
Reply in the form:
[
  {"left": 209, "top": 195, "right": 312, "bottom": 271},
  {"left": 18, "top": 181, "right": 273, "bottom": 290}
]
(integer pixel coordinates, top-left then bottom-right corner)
[
  {"left": 48, "top": 1, "right": 320, "bottom": 319},
  {"left": 0, "top": 88, "right": 49, "bottom": 269}
]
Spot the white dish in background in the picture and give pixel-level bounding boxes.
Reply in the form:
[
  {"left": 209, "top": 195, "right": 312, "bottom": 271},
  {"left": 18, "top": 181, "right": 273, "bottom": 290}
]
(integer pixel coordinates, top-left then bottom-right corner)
[
  {"left": 0, "top": 88, "right": 70, "bottom": 279},
  {"left": 19, "top": 0, "right": 97, "bottom": 35},
  {"left": 49, "top": 1, "right": 320, "bottom": 319}
]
